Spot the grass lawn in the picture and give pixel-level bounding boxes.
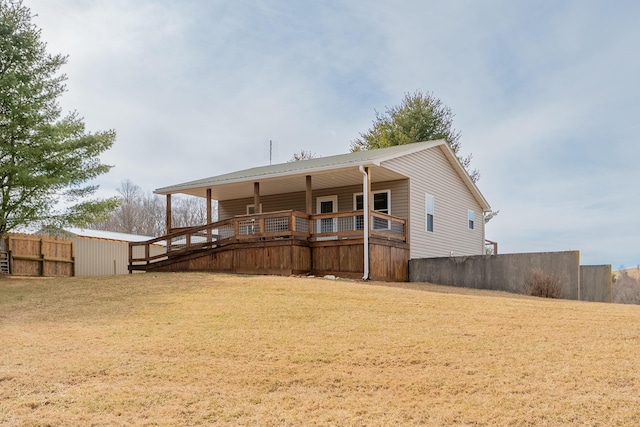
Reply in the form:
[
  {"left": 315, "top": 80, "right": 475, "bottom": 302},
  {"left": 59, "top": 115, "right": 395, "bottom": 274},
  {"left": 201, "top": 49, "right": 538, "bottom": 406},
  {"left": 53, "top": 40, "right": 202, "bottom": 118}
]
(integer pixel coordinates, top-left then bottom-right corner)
[{"left": 1, "top": 272, "right": 639, "bottom": 426}]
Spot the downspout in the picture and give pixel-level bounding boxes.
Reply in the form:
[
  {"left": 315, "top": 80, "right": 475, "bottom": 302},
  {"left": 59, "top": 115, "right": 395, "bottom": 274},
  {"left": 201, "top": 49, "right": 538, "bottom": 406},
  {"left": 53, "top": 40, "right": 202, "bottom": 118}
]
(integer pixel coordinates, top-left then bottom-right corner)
[{"left": 359, "top": 165, "right": 370, "bottom": 280}]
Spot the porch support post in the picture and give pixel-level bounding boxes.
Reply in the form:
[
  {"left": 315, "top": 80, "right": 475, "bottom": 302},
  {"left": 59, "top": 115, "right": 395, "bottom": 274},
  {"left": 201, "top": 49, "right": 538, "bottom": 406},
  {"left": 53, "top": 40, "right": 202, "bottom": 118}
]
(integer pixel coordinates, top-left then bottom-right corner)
[
  {"left": 359, "top": 166, "right": 370, "bottom": 280},
  {"left": 305, "top": 175, "right": 312, "bottom": 214},
  {"left": 253, "top": 182, "right": 261, "bottom": 213},
  {"left": 306, "top": 175, "right": 313, "bottom": 240},
  {"left": 206, "top": 188, "right": 212, "bottom": 243},
  {"left": 165, "top": 194, "right": 172, "bottom": 234},
  {"left": 206, "top": 188, "right": 212, "bottom": 224}
]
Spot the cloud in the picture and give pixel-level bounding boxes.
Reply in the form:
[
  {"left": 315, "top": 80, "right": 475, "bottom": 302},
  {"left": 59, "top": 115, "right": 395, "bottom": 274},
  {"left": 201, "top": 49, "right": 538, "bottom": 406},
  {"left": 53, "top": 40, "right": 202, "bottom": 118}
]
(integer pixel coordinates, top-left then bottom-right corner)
[{"left": 23, "top": 0, "right": 640, "bottom": 267}]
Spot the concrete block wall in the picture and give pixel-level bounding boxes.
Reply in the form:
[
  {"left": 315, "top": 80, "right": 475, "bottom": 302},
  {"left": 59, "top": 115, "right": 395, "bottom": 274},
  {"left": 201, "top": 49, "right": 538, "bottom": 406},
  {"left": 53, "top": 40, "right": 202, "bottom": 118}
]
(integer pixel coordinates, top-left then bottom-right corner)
[
  {"left": 409, "top": 251, "right": 610, "bottom": 302},
  {"left": 580, "top": 265, "right": 612, "bottom": 302}
]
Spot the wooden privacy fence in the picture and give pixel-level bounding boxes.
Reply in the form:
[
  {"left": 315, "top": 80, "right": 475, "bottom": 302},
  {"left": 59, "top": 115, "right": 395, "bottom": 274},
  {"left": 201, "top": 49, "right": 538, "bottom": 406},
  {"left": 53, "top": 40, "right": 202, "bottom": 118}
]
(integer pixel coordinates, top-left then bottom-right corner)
[{"left": 2, "top": 234, "right": 74, "bottom": 276}]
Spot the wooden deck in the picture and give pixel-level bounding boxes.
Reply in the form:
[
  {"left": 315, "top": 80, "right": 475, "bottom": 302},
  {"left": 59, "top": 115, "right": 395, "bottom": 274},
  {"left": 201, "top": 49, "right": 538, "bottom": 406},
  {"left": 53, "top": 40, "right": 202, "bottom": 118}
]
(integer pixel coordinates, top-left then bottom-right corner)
[{"left": 129, "top": 210, "right": 409, "bottom": 282}]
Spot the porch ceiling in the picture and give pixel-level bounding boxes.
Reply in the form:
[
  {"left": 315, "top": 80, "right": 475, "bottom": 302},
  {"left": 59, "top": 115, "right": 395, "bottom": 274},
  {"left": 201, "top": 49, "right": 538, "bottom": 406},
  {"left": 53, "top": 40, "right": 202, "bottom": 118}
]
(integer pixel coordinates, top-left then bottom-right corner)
[{"left": 173, "top": 165, "right": 406, "bottom": 200}]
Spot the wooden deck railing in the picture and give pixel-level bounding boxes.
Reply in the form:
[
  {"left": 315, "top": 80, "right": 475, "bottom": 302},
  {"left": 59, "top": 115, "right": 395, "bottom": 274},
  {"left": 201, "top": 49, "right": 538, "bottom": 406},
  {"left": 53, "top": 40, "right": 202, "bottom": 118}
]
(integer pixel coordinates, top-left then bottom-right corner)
[
  {"left": 485, "top": 239, "right": 498, "bottom": 255},
  {"left": 310, "top": 210, "right": 406, "bottom": 242},
  {"left": 129, "top": 210, "right": 406, "bottom": 270}
]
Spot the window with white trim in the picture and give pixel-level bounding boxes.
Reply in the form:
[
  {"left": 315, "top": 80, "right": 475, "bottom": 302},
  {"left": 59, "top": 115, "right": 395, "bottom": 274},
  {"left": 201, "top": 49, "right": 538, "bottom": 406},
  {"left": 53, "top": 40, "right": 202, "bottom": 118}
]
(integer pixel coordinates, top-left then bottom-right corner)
[
  {"left": 354, "top": 190, "right": 391, "bottom": 230},
  {"left": 316, "top": 195, "right": 338, "bottom": 239},
  {"left": 468, "top": 210, "right": 475, "bottom": 230},
  {"left": 425, "top": 194, "right": 434, "bottom": 232}
]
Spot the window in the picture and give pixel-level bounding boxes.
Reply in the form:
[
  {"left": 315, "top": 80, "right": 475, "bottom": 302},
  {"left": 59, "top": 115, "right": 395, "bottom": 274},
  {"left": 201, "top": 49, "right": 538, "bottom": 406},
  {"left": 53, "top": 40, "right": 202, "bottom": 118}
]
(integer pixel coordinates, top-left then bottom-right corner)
[
  {"left": 425, "top": 194, "right": 434, "bottom": 232},
  {"left": 319, "top": 200, "right": 335, "bottom": 233},
  {"left": 372, "top": 191, "right": 390, "bottom": 215},
  {"left": 246, "top": 204, "right": 262, "bottom": 215},
  {"left": 244, "top": 204, "right": 262, "bottom": 234},
  {"left": 354, "top": 190, "right": 391, "bottom": 230},
  {"left": 316, "top": 195, "right": 338, "bottom": 240},
  {"left": 468, "top": 210, "right": 475, "bottom": 230}
]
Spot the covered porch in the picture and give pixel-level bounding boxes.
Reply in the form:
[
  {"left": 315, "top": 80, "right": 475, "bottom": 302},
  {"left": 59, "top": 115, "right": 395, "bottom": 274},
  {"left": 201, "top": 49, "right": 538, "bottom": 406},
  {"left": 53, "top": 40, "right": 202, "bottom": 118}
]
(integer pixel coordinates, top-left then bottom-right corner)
[{"left": 130, "top": 161, "right": 411, "bottom": 281}]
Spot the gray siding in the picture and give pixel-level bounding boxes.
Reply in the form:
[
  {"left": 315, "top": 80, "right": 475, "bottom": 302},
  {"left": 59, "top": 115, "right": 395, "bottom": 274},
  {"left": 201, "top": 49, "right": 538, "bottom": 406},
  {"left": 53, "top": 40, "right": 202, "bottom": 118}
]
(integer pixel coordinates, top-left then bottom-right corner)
[
  {"left": 219, "top": 191, "right": 306, "bottom": 219},
  {"left": 382, "top": 146, "right": 484, "bottom": 258},
  {"left": 218, "top": 180, "right": 408, "bottom": 220}
]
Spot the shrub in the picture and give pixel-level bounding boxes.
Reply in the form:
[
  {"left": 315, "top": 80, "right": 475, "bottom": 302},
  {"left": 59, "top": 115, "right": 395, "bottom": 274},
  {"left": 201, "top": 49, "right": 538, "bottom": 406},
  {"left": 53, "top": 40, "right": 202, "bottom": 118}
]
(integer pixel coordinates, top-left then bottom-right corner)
[
  {"left": 522, "top": 269, "right": 563, "bottom": 298},
  {"left": 613, "top": 275, "right": 640, "bottom": 304}
]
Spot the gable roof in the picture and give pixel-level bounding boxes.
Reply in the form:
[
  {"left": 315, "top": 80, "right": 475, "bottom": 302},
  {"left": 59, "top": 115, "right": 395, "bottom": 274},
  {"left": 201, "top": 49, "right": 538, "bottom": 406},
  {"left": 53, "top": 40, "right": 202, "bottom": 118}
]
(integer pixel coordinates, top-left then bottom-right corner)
[{"left": 155, "top": 140, "right": 490, "bottom": 210}]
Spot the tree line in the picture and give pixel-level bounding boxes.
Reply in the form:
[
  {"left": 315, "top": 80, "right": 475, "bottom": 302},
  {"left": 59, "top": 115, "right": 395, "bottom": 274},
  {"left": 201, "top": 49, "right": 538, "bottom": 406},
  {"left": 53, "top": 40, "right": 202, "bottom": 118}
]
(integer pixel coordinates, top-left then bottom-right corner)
[{"left": 90, "top": 180, "right": 215, "bottom": 237}]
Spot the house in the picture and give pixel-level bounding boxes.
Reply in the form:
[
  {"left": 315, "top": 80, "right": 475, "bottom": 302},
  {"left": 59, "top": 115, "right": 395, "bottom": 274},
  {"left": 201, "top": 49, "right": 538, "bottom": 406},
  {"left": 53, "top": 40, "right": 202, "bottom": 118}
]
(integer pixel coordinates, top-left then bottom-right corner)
[{"left": 129, "top": 140, "right": 491, "bottom": 281}]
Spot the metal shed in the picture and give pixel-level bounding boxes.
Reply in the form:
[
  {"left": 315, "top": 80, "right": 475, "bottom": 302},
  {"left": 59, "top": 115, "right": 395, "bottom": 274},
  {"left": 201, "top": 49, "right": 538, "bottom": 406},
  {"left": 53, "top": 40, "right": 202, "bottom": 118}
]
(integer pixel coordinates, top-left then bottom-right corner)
[{"left": 64, "top": 228, "right": 162, "bottom": 276}]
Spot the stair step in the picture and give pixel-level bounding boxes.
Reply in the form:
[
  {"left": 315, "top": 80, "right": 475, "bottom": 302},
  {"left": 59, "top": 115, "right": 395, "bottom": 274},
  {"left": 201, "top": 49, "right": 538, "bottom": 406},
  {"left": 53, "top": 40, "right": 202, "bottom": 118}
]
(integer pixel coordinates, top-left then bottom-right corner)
[{"left": 0, "top": 251, "right": 9, "bottom": 274}]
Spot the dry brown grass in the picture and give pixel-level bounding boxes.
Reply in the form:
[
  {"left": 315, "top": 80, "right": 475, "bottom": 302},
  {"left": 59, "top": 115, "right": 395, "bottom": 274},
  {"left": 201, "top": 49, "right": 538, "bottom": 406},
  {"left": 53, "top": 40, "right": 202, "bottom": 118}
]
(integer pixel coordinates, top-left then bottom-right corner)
[{"left": 1, "top": 273, "right": 639, "bottom": 426}]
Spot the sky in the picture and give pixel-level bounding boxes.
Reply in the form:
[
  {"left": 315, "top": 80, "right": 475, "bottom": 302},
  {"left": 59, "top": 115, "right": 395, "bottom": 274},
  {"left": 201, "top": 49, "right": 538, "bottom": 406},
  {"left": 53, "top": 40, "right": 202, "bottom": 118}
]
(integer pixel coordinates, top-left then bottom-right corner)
[{"left": 25, "top": 0, "right": 640, "bottom": 268}]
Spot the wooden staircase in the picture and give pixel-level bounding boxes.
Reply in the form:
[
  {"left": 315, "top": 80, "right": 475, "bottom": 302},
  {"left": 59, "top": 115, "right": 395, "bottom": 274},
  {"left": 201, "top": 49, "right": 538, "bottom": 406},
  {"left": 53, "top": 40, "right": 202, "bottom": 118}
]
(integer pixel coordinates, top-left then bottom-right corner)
[{"left": 0, "top": 251, "right": 9, "bottom": 274}]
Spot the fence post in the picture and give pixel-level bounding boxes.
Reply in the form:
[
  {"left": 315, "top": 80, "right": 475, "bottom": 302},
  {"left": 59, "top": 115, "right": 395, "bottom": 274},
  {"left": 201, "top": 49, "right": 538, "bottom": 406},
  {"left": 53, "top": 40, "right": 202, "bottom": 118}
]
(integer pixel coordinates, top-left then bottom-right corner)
[
  {"left": 128, "top": 243, "right": 133, "bottom": 274},
  {"left": 39, "top": 238, "right": 44, "bottom": 277},
  {"left": 38, "top": 255, "right": 44, "bottom": 276}
]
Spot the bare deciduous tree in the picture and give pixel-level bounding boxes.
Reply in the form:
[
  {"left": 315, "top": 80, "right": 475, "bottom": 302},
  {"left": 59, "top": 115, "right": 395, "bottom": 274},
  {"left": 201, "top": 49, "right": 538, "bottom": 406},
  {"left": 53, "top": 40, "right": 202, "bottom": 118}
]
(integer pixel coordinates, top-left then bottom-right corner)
[
  {"left": 288, "top": 150, "right": 317, "bottom": 162},
  {"left": 172, "top": 196, "right": 209, "bottom": 229},
  {"left": 613, "top": 269, "right": 640, "bottom": 304},
  {"left": 91, "top": 180, "right": 216, "bottom": 236}
]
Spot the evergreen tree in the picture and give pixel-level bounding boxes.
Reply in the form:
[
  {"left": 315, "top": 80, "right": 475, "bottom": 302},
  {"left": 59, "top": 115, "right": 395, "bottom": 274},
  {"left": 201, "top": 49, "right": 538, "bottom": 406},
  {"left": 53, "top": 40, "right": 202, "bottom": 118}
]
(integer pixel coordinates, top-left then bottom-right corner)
[
  {"left": 351, "top": 90, "right": 479, "bottom": 182},
  {"left": 0, "top": 0, "right": 117, "bottom": 235}
]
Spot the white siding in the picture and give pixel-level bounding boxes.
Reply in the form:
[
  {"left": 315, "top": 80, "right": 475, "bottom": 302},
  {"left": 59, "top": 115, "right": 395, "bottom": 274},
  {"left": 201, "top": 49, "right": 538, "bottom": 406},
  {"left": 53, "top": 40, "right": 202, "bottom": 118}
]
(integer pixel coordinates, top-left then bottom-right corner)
[{"left": 382, "top": 146, "right": 484, "bottom": 258}]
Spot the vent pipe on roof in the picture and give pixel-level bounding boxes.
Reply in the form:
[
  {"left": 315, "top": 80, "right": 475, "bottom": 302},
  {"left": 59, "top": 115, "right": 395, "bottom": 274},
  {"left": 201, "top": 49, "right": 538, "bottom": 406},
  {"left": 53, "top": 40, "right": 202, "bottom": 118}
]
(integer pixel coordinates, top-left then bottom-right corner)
[{"left": 359, "top": 165, "right": 370, "bottom": 280}]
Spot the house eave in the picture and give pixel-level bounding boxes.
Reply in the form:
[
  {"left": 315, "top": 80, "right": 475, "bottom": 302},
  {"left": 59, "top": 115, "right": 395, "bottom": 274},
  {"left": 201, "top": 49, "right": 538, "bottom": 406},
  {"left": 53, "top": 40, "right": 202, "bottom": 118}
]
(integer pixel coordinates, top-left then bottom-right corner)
[
  {"left": 156, "top": 163, "right": 407, "bottom": 201},
  {"left": 154, "top": 140, "right": 447, "bottom": 198},
  {"left": 154, "top": 161, "right": 377, "bottom": 196},
  {"left": 435, "top": 143, "right": 491, "bottom": 211}
]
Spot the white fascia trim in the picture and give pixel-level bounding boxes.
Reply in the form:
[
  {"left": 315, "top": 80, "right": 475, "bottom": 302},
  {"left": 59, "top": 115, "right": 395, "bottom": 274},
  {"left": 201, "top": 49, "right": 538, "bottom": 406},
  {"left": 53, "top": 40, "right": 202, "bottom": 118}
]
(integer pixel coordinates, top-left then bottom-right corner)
[
  {"left": 369, "top": 139, "right": 445, "bottom": 165},
  {"left": 155, "top": 162, "right": 379, "bottom": 195},
  {"left": 436, "top": 144, "right": 491, "bottom": 211}
]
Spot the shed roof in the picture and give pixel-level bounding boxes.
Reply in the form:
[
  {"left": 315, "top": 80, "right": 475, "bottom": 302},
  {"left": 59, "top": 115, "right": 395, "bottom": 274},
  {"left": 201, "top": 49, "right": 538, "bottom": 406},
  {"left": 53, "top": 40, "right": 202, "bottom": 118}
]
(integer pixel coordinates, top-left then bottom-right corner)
[{"left": 63, "top": 228, "right": 156, "bottom": 243}]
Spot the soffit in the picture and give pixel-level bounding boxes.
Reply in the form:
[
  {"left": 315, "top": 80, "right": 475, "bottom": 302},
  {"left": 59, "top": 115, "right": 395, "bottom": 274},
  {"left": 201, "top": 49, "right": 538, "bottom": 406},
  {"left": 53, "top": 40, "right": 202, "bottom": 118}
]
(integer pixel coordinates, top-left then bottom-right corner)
[{"left": 176, "top": 165, "right": 406, "bottom": 200}]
